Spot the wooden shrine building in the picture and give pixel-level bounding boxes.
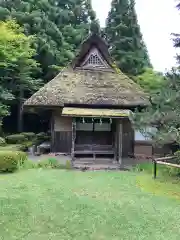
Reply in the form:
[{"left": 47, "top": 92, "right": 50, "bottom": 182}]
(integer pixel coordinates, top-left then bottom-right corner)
[{"left": 24, "top": 33, "right": 148, "bottom": 164}]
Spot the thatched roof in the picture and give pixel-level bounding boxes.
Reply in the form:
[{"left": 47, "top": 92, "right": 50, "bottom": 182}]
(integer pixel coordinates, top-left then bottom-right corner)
[
  {"left": 24, "top": 67, "right": 148, "bottom": 107},
  {"left": 24, "top": 33, "right": 149, "bottom": 108},
  {"left": 72, "top": 34, "right": 112, "bottom": 68}
]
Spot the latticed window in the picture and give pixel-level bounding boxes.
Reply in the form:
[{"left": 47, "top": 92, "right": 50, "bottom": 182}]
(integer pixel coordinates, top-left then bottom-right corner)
[
  {"left": 87, "top": 54, "right": 103, "bottom": 66},
  {"left": 80, "top": 47, "right": 108, "bottom": 68}
]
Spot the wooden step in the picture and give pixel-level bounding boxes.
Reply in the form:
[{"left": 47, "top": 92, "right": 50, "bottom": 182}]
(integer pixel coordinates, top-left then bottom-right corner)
[{"left": 74, "top": 158, "right": 115, "bottom": 164}]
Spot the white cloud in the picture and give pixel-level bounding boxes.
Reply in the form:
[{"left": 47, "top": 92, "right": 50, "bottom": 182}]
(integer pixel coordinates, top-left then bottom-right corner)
[{"left": 91, "top": 0, "right": 180, "bottom": 72}]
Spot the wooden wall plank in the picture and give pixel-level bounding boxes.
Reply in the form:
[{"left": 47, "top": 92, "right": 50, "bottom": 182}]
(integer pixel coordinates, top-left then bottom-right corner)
[
  {"left": 52, "top": 131, "right": 72, "bottom": 153},
  {"left": 122, "top": 119, "right": 134, "bottom": 158}
]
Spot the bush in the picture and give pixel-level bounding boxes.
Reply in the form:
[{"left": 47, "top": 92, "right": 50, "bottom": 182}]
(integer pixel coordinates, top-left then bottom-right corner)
[
  {"left": 34, "top": 132, "right": 50, "bottom": 146},
  {"left": 6, "top": 134, "right": 27, "bottom": 144},
  {"left": 19, "top": 141, "right": 34, "bottom": 152},
  {"left": 160, "top": 165, "right": 180, "bottom": 177},
  {"left": 21, "top": 132, "right": 36, "bottom": 141},
  {"left": 174, "top": 150, "right": 180, "bottom": 164},
  {"left": 36, "top": 132, "right": 46, "bottom": 140},
  {"left": 0, "top": 137, "right": 6, "bottom": 146},
  {"left": 0, "top": 151, "right": 27, "bottom": 172}
]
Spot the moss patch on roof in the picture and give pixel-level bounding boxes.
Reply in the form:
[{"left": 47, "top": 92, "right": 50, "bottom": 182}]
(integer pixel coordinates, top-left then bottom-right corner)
[{"left": 24, "top": 67, "right": 149, "bottom": 107}]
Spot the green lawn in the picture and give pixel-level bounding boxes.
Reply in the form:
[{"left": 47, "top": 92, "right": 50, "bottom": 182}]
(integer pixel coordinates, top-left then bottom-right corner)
[{"left": 0, "top": 170, "right": 180, "bottom": 240}]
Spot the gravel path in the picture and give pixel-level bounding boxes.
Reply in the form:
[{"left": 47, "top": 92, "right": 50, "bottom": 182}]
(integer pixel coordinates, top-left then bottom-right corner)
[{"left": 28, "top": 154, "right": 70, "bottom": 165}]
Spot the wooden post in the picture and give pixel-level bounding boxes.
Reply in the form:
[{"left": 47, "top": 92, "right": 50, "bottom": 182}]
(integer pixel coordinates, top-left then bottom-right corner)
[
  {"left": 114, "top": 120, "right": 118, "bottom": 163},
  {"left": 50, "top": 112, "right": 54, "bottom": 153},
  {"left": 71, "top": 118, "right": 76, "bottom": 162},
  {"left": 153, "top": 159, "right": 157, "bottom": 179},
  {"left": 119, "top": 122, "right": 123, "bottom": 165}
]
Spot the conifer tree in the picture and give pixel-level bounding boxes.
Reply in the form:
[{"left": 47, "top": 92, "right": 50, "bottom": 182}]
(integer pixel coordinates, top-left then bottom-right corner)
[{"left": 105, "top": 0, "right": 151, "bottom": 76}]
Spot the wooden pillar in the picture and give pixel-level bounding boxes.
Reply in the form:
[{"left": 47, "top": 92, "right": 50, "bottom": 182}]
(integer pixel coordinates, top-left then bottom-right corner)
[
  {"left": 50, "top": 112, "right": 54, "bottom": 153},
  {"left": 114, "top": 120, "right": 118, "bottom": 163},
  {"left": 115, "top": 120, "right": 123, "bottom": 164},
  {"left": 71, "top": 118, "right": 76, "bottom": 162},
  {"left": 119, "top": 121, "right": 123, "bottom": 165}
]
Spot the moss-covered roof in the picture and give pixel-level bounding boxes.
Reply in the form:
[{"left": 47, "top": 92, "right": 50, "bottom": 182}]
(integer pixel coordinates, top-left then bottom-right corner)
[
  {"left": 24, "top": 67, "right": 149, "bottom": 107},
  {"left": 24, "top": 34, "right": 149, "bottom": 108}
]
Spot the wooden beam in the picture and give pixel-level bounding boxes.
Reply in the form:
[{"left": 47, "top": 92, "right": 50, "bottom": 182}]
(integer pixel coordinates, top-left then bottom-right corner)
[
  {"left": 156, "top": 161, "right": 180, "bottom": 168},
  {"left": 155, "top": 156, "right": 174, "bottom": 162},
  {"left": 153, "top": 156, "right": 180, "bottom": 179}
]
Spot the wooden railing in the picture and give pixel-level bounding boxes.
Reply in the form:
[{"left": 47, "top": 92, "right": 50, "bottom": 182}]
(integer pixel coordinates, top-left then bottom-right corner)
[{"left": 153, "top": 156, "right": 180, "bottom": 179}]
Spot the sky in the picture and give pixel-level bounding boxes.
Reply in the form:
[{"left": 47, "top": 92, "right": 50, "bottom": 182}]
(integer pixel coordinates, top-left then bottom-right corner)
[{"left": 91, "top": 0, "right": 180, "bottom": 72}]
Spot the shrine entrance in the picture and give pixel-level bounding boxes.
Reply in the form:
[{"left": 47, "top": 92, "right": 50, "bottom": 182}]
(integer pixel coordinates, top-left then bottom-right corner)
[{"left": 73, "top": 117, "right": 116, "bottom": 160}]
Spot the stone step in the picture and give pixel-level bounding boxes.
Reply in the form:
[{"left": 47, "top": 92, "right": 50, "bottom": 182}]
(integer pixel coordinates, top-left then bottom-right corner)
[{"left": 73, "top": 163, "right": 121, "bottom": 171}]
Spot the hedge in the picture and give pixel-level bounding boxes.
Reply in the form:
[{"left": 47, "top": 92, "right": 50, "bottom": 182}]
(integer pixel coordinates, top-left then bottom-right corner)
[
  {"left": 0, "top": 151, "right": 27, "bottom": 172},
  {"left": 6, "top": 134, "right": 27, "bottom": 144},
  {"left": 21, "top": 132, "right": 36, "bottom": 140}
]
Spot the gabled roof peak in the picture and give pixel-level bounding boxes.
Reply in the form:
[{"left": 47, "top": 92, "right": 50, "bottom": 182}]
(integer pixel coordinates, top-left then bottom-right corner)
[{"left": 72, "top": 33, "right": 113, "bottom": 69}]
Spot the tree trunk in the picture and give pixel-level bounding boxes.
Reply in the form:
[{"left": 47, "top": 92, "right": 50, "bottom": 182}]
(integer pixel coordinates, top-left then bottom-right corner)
[{"left": 17, "top": 87, "right": 24, "bottom": 133}]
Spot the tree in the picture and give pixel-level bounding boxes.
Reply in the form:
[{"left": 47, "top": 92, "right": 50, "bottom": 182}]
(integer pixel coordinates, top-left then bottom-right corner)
[
  {"left": 132, "top": 2, "right": 180, "bottom": 151},
  {"left": 0, "top": 20, "right": 40, "bottom": 131},
  {"left": 105, "top": 0, "right": 151, "bottom": 76},
  {"left": 134, "top": 68, "right": 165, "bottom": 94},
  {"left": 133, "top": 68, "right": 180, "bottom": 146},
  {"left": 0, "top": 0, "right": 97, "bottom": 132},
  {"left": 0, "top": 0, "right": 96, "bottom": 82}
]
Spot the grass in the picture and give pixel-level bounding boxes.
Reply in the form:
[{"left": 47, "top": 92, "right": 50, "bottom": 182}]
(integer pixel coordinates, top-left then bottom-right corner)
[
  {"left": 0, "top": 169, "right": 180, "bottom": 239},
  {"left": 134, "top": 162, "right": 180, "bottom": 200},
  {"left": 136, "top": 174, "right": 180, "bottom": 200}
]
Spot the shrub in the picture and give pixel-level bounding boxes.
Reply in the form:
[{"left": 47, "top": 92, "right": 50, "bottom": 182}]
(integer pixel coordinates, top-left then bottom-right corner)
[
  {"left": 174, "top": 150, "right": 180, "bottom": 164},
  {"left": 21, "top": 132, "right": 36, "bottom": 140},
  {"left": 16, "top": 151, "right": 27, "bottom": 165},
  {"left": 6, "top": 134, "right": 27, "bottom": 144},
  {"left": 0, "top": 137, "right": 6, "bottom": 146},
  {"left": 0, "top": 151, "right": 27, "bottom": 172},
  {"left": 36, "top": 132, "right": 46, "bottom": 140},
  {"left": 34, "top": 132, "right": 50, "bottom": 146},
  {"left": 19, "top": 141, "right": 34, "bottom": 152}
]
